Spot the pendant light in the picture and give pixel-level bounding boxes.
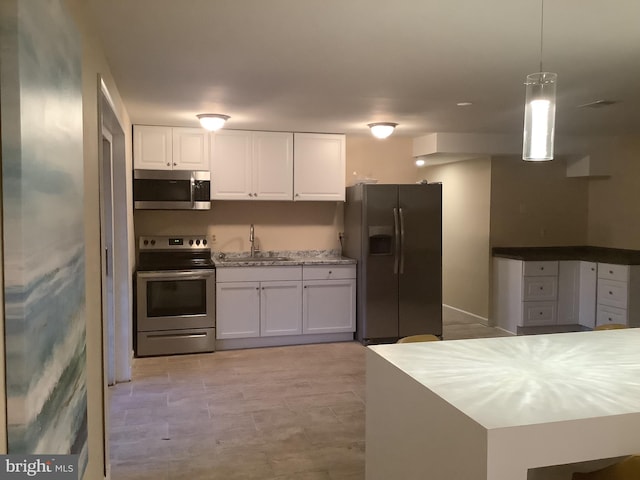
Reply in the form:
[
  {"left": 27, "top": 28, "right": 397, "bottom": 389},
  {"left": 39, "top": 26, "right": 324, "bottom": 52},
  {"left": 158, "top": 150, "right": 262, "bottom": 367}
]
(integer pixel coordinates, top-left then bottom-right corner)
[
  {"left": 197, "top": 113, "right": 230, "bottom": 131},
  {"left": 522, "top": 0, "right": 557, "bottom": 161}
]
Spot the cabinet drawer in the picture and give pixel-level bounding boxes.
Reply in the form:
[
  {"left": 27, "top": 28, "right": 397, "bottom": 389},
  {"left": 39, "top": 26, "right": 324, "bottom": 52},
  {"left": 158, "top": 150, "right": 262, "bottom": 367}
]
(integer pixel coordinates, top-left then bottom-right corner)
[
  {"left": 217, "top": 266, "right": 302, "bottom": 282},
  {"left": 303, "top": 264, "right": 356, "bottom": 280},
  {"left": 521, "top": 301, "right": 557, "bottom": 326},
  {"left": 523, "top": 276, "right": 558, "bottom": 301},
  {"left": 523, "top": 261, "right": 558, "bottom": 277},
  {"left": 597, "top": 279, "right": 628, "bottom": 309},
  {"left": 598, "top": 263, "right": 628, "bottom": 282},
  {"left": 596, "top": 304, "right": 628, "bottom": 327}
]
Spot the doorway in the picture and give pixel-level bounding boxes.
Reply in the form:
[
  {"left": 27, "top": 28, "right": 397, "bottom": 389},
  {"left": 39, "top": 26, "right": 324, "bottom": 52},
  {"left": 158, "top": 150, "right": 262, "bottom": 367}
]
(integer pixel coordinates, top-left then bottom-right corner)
[{"left": 98, "top": 76, "right": 133, "bottom": 476}]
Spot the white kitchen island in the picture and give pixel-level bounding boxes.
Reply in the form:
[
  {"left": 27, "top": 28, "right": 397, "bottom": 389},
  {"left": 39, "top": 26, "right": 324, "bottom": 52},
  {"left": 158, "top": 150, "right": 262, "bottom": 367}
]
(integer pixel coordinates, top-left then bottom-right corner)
[{"left": 366, "top": 329, "right": 640, "bottom": 480}]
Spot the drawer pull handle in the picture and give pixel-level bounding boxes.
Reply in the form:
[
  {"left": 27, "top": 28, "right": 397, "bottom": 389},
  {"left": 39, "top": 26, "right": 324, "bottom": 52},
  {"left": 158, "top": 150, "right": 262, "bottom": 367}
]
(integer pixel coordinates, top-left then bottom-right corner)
[
  {"left": 610, "top": 270, "right": 614, "bottom": 274},
  {"left": 540, "top": 267, "right": 544, "bottom": 271},
  {"left": 539, "top": 286, "right": 543, "bottom": 290},
  {"left": 329, "top": 270, "right": 332, "bottom": 274},
  {"left": 591, "top": 268, "right": 595, "bottom": 271},
  {"left": 609, "top": 291, "right": 613, "bottom": 295},
  {"left": 609, "top": 317, "right": 612, "bottom": 321}
]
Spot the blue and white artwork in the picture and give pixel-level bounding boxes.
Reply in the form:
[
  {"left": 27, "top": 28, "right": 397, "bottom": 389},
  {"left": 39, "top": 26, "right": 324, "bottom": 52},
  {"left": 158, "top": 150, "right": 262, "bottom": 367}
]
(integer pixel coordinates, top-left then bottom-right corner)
[{"left": 1, "top": 0, "right": 87, "bottom": 473}]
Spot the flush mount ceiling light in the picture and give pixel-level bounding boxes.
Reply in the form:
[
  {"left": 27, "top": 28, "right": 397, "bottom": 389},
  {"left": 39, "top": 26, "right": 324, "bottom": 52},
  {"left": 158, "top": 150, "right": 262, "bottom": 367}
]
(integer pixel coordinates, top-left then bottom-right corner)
[
  {"left": 522, "top": 0, "right": 557, "bottom": 162},
  {"left": 368, "top": 122, "right": 398, "bottom": 139},
  {"left": 197, "top": 113, "right": 230, "bottom": 131}
]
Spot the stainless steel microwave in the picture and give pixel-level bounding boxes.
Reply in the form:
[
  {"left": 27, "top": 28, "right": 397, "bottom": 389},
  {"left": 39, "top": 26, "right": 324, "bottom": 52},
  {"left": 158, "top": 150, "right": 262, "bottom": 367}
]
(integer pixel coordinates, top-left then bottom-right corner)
[{"left": 133, "top": 169, "right": 211, "bottom": 210}]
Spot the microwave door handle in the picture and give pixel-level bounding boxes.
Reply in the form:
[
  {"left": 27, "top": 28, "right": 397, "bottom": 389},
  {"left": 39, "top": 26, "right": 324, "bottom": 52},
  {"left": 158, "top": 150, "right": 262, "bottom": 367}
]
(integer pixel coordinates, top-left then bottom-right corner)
[{"left": 190, "top": 175, "right": 195, "bottom": 205}]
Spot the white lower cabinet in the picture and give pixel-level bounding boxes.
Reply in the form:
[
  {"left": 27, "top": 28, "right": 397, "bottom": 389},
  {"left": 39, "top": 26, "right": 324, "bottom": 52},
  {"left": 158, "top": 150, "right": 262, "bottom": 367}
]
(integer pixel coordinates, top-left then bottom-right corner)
[
  {"left": 493, "top": 258, "right": 559, "bottom": 333},
  {"left": 302, "top": 265, "right": 356, "bottom": 334},
  {"left": 216, "top": 264, "right": 355, "bottom": 342},
  {"left": 260, "top": 281, "right": 302, "bottom": 336},
  {"left": 557, "top": 261, "right": 597, "bottom": 328},
  {"left": 216, "top": 281, "right": 260, "bottom": 339},
  {"left": 595, "top": 263, "right": 640, "bottom": 327},
  {"left": 303, "top": 280, "right": 356, "bottom": 333},
  {"left": 495, "top": 257, "right": 639, "bottom": 332}
]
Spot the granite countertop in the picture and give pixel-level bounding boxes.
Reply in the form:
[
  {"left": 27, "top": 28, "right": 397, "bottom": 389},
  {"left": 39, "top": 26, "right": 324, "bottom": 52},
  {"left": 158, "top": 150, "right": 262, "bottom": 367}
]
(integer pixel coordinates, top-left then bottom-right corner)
[
  {"left": 212, "top": 249, "right": 357, "bottom": 267},
  {"left": 493, "top": 245, "right": 640, "bottom": 265}
]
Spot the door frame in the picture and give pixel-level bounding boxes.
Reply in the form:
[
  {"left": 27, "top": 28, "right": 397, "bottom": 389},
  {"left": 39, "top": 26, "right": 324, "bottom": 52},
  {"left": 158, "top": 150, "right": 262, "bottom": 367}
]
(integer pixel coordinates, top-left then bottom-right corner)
[{"left": 97, "top": 75, "right": 133, "bottom": 477}]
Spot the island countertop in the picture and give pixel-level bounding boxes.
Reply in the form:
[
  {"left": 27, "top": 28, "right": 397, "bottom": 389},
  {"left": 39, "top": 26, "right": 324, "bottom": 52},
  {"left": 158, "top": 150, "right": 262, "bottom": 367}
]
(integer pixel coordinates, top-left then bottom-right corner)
[
  {"left": 366, "top": 329, "right": 640, "bottom": 480},
  {"left": 493, "top": 245, "right": 640, "bottom": 265}
]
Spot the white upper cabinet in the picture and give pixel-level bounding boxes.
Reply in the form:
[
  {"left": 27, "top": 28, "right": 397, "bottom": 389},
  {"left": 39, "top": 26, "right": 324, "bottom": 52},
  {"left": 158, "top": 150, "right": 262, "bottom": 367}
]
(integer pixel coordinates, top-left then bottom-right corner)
[
  {"left": 172, "top": 127, "right": 210, "bottom": 170},
  {"left": 253, "top": 131, "right": 294, "bottom": 200},
  {"left": 134, "top": 125, "right": 209, "bottom": 170},
  {"left": 134, "top": 125, "right": 173, "bottom": 170},
  {"left": 210, "top": 130, "right": 253, "bottom": 199},
  {"left": 211, "top": 130, "right": 293, "bottom": 201},
  {"left": 294, "top": 133, "right": 346, "bottom": 201}
]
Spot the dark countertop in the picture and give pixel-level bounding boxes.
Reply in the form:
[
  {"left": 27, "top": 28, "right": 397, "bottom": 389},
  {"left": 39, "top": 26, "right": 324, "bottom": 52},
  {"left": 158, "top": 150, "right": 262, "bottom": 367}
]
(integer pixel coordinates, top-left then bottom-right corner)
[{"left": 492, "top": 246, "right": 640, "bottom": 265}]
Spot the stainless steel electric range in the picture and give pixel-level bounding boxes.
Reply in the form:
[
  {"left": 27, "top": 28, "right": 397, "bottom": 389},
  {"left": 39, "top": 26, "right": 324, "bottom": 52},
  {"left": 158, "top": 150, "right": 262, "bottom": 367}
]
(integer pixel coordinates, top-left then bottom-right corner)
[{"left": 135, "top": 235, "right": 215, "bottom": 357}]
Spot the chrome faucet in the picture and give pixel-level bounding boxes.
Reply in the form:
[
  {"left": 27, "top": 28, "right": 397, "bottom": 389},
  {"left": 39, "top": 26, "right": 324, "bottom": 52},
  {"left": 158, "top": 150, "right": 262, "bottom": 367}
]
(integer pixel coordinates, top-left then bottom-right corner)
[{"left": 249, "top": 224, "right": 256, "bottom": 257}]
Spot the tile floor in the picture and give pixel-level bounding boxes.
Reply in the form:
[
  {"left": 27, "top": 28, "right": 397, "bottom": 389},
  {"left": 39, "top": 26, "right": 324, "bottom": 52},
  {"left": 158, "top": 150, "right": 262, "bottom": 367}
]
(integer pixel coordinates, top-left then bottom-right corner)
[{"left": 109, "top": 320, "right": 508, "bottom": 480}]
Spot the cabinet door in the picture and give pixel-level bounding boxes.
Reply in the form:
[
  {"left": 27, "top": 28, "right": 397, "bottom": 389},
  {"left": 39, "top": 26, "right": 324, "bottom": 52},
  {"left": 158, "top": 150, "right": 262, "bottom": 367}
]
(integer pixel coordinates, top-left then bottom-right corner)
[
  {"left": 252, "top": 131, "right": 293, "bottom": 200},
  {"left": 134, "top": 125, "right": 173, "bottom": 170},
  {"left": 172, "top": 127, "right": 209, "bottom": 170},
  {"left": 303, "top": 279, "right": 356, "bottom": 334},
  {"left": 596, "top": 304, "right": 628, "bottom": 327},
  {"left": 521, "top": 301, "right": 557, "bottom": 326},
  {"left": 216, "top": 282, "right": 260, "bottom": 339},
  {"left": 260, "top": 281, "right": 302, "bottom": 336},
  {"left": 578, "top": 262, "right": 597, "bottom": 328},
  {"left": 294, "top": 133, "right": 346, "bottom": 201},
  {"left": 210, "top": 130, "right": 253, "bottom": 200}
]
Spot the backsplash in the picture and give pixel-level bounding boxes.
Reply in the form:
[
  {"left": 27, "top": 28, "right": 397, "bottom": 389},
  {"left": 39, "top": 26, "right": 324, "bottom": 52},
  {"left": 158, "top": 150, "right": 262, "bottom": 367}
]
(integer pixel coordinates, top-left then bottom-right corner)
[{"left": 134, "top": 200, "right": 344, "bottom": 253}]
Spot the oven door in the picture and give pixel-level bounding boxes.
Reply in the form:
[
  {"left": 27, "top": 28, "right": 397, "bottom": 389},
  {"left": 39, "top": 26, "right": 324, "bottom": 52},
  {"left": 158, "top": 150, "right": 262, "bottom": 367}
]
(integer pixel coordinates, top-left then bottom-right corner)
[{"left": 136, "top": 269, "right": 215, "bottom": 332}]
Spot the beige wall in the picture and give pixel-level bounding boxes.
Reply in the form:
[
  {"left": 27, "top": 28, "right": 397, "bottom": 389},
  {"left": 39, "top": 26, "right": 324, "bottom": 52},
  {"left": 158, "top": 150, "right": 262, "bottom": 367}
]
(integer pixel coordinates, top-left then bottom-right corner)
[
  {"left": 587, "top": 135, "right": 640, "bottom": 248},
  {"left": 65, "top": 1, "right": 133, "bottom": 479},
  {"left": 135, "top": 201, "right": 344, "bottom": 253},
  {"left": 420, "top": 158, "right": 492, "bottom": 319},
  {"left": 135, "top": 135, "right": 416, "bottom": 253},
  {"left": 490, "top": 156, "right": 589, "bottom": 247},
  {"left": 346, "top": 135, "right": 418, "bottom": 185}
]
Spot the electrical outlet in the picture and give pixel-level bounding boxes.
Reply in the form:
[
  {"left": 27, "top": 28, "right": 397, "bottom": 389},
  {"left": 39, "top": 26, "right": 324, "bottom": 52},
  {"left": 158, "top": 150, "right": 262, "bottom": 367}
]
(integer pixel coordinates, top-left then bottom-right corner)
[
  {"left": 211, "top": 234, "right": 216, "bottom": 242},
  {"left": 338, "top": 232, "right": 345, "bottom": 240}
]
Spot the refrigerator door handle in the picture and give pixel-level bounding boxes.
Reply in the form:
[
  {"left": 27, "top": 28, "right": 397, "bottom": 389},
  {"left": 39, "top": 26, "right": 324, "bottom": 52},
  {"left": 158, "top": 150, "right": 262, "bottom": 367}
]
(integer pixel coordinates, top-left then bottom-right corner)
[
  {"left": 399, "top": 207, "right": 405, "bottom": 274},
  {"left": 393, "top": 207, "right": 400, "bottom": 274}
]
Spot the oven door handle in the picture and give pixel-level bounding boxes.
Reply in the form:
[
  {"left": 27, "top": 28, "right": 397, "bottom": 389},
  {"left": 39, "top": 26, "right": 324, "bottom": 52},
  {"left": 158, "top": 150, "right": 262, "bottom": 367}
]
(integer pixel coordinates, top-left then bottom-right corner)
[{"left": 137, "top": 270, "right": 214, "bottom": 280}]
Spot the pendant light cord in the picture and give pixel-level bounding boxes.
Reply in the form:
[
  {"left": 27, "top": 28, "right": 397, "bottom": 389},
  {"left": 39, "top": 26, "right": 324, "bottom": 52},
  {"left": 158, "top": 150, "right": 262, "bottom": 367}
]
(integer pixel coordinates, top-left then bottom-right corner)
[{"left": 539, "top": 0, "right": 545, "bottom": 72}]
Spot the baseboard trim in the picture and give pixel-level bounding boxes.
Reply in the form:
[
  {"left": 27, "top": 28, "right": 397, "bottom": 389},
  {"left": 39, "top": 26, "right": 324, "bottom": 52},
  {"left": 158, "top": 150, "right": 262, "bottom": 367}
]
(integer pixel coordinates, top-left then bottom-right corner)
[
  {"left": 216, "top": 332, "right": 354, "bottom": 350},
  {"left": 443, "top": 304, "right": 489, "bottom": 326}
]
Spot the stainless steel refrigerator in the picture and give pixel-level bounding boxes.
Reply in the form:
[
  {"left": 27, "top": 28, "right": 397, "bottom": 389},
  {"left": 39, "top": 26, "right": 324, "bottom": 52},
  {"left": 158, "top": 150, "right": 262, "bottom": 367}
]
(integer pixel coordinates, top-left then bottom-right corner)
[{"left": 344, "top": 183, "right": 442, "bottom": 344}]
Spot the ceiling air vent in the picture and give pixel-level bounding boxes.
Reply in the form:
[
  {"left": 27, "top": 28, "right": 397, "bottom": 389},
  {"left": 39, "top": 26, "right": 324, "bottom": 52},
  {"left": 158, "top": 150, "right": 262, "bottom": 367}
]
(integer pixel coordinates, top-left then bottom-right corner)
[{"left": 577, "top": 100, "right": 617, "bottom": 109}]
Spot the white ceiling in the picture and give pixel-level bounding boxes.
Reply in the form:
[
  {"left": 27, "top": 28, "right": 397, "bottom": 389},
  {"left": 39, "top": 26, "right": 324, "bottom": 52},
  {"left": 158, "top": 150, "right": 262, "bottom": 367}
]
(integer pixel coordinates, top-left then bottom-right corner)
[{"left": 87, "top": 0, "right": 640, "bottom": 138}]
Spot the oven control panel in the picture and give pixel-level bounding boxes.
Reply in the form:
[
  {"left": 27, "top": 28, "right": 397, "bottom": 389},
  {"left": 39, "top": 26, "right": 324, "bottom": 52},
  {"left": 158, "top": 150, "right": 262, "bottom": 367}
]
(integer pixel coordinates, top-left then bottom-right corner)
[{"left": 139, "top": 236, "right": 209, "bottom": 250}]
